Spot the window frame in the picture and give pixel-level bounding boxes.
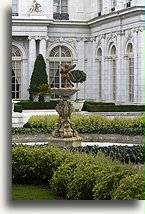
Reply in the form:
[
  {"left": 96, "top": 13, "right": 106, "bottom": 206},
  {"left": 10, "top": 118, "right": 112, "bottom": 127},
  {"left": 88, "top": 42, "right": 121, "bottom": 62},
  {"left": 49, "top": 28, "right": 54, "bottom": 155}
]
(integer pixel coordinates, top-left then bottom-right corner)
[
  {"left": 12, "top": 46, "right": 22, "bottom": 100},
  {"left": 49, "top": 46, "right": 72, "bottom": 97}
]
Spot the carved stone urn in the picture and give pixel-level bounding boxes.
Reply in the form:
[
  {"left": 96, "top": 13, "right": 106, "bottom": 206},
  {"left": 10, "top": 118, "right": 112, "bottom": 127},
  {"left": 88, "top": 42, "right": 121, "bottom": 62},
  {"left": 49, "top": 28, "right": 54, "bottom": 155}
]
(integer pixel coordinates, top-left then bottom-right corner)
[{"left": 51, "top": 88, "right": 82, "bottom": 141}]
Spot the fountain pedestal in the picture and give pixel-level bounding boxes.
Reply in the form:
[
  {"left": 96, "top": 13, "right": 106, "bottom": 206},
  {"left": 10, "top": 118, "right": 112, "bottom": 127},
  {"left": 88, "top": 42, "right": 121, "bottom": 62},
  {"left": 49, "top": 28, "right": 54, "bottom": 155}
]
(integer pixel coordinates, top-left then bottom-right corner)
[{"left": 48, "top": 88, "right": 82, "bottom": 144}]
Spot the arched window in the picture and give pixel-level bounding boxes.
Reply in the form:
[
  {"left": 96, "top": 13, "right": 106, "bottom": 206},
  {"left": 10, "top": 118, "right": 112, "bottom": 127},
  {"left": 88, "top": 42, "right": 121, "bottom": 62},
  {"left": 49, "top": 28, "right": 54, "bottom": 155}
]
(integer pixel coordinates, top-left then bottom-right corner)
[
  {"left": 127, "top": 43, "right": 134, "bottom": 102},
  {"left": 97, "top": 48, "right": 102, "bottom": 100},
  {"left": 49, "top": 46, "right": 72, "bottom": 97},
  {"left": 12, "top": 46, "right": 22, "bottom": 99},
  {"left": 111, "top": 45, "right": 116, "bottom": 101}
]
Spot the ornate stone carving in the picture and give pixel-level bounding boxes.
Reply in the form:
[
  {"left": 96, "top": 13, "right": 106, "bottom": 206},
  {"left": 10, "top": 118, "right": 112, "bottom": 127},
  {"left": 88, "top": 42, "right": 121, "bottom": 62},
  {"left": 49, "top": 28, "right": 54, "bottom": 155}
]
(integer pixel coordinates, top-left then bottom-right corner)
[
  {"left": 125, "top": 30, "right": 134, "bottom": 43},
  {"left": 60, "top": 64, "right": 76, "bottom": 88},
  {"left": 51, "top": 88, "right": 81, "bottom": 140},
  {"left": 29, "top": 0, "right": 42, "bottom": 15}
]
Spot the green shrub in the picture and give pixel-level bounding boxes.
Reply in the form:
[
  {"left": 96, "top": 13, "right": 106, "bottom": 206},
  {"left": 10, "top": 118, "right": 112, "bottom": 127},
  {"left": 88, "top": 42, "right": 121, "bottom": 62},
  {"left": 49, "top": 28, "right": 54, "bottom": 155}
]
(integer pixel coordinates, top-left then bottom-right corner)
[
  {"left": 82, "top": 102, "right": 144, "bottom": 112},
  {"left": 28, "top": 54, "right": 48, "bottom": 100},
  {"left": 12, "top": 127, "right": 52, "bottom": 135},
  {"left": 12, "top": 145, "right": 71, "bottom": 185},
  {"left": 83, "top": 101, "right": 115, "bottom": 106},
  {"left": 92, "top": 164, "right": 138, "bottom": 200},
  {"left": 21, "top": 114, "right": 143, "bottom": 136},
  {"left": 14, "top": 100, "right": 59, "bottom": 111},
  {"left": 69, "top": 145, "right": 144, "bottom": 164},
  {"left": 14, "top": 104, "right": 23, "bottom": 113},
  {"left": 112, "top": 173, "right": 144, "bottom": 200},
  {"left": 12, "top": 145, "right": 143, "bottom": 200},
  {"left": 50, "top": 153, "right": 85, "bottom": 197},
  {"left": 66, "top": 157, "right": 101, "bottom": 200}
]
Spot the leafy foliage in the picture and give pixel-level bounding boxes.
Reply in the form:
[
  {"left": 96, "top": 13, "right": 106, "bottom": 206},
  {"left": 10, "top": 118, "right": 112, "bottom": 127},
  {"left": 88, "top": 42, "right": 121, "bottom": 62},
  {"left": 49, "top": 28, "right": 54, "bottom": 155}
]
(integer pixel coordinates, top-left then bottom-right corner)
[
  {"left": 68, "top": 145, "right": 144, "bottom": 164},
  {"left": 70, "top": 70, "right": 86, "bottom": 83},
  {"left": 28, "top": 54, "right": 48, "bottom": 100},
  {"left": 12, "top": 114, "right": 144, "bottom": 136},
  {"left": 92, "top": 164, "right": 138, "bottom": 200},
  {"left": 12, "top": 145, "right": 143, "bottom": 200},
  {"left": 37, "top": 83, "right": 53, "bottom": 96},
  {"left": 82, "top": 102, "right": 144, "bottom": 112},
  {"left": 111, "top": 173, "right": 144, "bottom": 200}
]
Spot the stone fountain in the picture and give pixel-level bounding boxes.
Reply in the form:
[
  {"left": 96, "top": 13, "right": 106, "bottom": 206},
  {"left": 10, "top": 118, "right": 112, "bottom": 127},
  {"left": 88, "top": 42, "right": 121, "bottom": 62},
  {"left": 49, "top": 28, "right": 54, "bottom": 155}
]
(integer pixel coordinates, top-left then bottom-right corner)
[{"left": 48, "top": 64, "right": 82, "bottom": 147}]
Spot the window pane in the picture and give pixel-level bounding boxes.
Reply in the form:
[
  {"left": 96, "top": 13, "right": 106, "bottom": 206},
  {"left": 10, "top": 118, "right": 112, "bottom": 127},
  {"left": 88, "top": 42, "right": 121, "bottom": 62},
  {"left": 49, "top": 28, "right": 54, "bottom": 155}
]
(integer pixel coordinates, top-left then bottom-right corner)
[
  {"left": 49, "top": 46, "right": 72, "bottom": 97},
  {"left": 61, "top": 6, "right": 67, "bottom": 13},
  {"left": 53, "top": 0, "right": 60, "bottom": 13},
  {"left": 12, "top": 57, "right": 21, "bottom": 99}
]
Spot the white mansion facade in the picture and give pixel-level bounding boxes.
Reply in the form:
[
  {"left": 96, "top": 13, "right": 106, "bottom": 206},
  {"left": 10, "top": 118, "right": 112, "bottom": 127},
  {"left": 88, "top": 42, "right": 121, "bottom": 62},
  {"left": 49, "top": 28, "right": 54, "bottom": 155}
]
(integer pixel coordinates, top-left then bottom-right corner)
[{"left": 12, "top": 0, "right": 144, "bottom": 104}]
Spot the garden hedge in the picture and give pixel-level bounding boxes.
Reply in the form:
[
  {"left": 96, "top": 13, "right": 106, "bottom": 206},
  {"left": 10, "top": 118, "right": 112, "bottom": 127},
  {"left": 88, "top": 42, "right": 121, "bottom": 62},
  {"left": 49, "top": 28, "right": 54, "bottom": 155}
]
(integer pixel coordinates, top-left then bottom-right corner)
[
  {"left": 14, "top": 114, "right": 143, "bottom": 136},
  {"left": 82, "top": 102, "right": 144, "bottom": 112},
  {"left": 14, "top": 100, "right": 144, "bottom": 112},
  {"left": 12, "top": 145, "right": 143, "bottom": 200},
  {"left": 14, "top": 104, "right": 23, "bottom": 113},
  {"left": 14, "top": 100, "right": 59, "bottom": 111}
]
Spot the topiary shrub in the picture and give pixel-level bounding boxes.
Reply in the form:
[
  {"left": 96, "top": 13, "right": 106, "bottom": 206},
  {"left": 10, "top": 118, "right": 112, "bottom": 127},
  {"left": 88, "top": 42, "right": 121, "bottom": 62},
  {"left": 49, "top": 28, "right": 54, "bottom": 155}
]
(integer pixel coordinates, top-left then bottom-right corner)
[
  {"left": 70, "top": 69, "right": 86, "bottom": 99},
  {"left": 112, "top": 173, "right": 144, "bottom": 200},
  {"left": 28, "top": 54, "right": 48, "bottom": 101}
]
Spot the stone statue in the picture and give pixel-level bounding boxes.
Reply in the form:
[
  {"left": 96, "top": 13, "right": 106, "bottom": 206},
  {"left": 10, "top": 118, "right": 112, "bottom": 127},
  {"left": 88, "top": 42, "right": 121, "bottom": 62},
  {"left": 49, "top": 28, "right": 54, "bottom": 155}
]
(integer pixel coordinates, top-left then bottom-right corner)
[
  {"left": 30, "top": 0, "right": 42, "bottom": 13},
  {"left": 60, "top": 64, "right": 76, "bottom": 88}
]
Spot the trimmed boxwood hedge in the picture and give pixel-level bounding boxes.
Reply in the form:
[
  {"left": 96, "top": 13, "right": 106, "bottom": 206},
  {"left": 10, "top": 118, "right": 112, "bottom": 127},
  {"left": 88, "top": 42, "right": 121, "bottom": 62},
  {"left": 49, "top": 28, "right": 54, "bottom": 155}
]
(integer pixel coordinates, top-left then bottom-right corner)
[
  {"left": 14, "top": 100, "right": 144, "bottom": 112},
  {"left": 14, "top": 104, "right": 23, "bottom": 113},
  {"left": 82, "top": 102, "right": 144, "bottom": 112},
  {"left": 14, "top": 100, "right": 59, "bottom": 111}
]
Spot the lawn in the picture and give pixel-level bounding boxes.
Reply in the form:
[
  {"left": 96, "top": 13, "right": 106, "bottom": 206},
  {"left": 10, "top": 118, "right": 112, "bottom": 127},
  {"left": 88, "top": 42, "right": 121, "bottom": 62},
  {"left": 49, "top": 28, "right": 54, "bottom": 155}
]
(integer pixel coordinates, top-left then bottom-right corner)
[{"left": 12, "top": 184, "right": 59, "bottom": 200}]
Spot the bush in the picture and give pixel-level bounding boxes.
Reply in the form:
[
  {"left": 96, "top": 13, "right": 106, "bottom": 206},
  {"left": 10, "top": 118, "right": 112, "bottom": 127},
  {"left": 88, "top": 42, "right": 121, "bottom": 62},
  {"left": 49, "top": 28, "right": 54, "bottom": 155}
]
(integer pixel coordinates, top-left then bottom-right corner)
[
  {"left": 12, "top": 127, "right": 52, "bottom": 135},
  {"left": 20, "top": 114, "right": 144, "bottom": 136},
  {"left": 112, "top": 173, "right": 144, "bottom": 200},
  {"left": 68, "top": 145, "right": 144, "bottom": 164},
  {"left": 12, "top": 145, "right": 143, "bottom": 200},
  {"left": 28, "top": 54, "right": 48, "bottom": 100},
  {"left": 14, "top": 100, "right": 59, "bottom": 111},
  {"left": 92, "top": 164, "right": 138, "bottom": 200},
  {"left": 82, "top": 102, "right": 144, "bottom": 112},
  {"left": 66, "top": 156, "right": 101, "bottom": 200},
  {"left": 14, "top": 104, "right": 23, "bottom": 113},
  {"left": 12, "top": 145, "right": 71, "bottom": 185},
  {"left": 50, "top": 153, "right": 86, "bottom": 197}
]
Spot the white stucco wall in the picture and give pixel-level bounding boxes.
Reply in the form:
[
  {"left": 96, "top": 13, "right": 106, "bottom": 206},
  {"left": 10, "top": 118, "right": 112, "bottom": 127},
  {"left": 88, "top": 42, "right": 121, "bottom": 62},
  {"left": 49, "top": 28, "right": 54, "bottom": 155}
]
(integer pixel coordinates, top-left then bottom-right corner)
[{"left": 12, "top": 0, "right": 144, "bottom": 104}]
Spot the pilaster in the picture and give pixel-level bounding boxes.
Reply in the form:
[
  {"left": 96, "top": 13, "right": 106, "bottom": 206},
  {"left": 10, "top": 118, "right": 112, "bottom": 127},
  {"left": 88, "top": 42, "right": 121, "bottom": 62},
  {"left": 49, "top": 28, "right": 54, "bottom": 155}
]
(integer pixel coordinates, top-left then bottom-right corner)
[{"left": 28, "top": 36, "right": 36, "bottom": 84}]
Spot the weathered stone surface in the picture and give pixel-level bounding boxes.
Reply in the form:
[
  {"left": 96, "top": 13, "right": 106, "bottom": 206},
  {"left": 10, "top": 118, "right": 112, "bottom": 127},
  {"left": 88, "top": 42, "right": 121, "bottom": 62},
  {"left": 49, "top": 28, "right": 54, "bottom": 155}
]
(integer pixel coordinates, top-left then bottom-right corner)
[
  {"left": 12, "top": 134, "right": 143, "bottom": 144},
  {"left": 52, "top": 88, "right": 80, "bottom": 97}
]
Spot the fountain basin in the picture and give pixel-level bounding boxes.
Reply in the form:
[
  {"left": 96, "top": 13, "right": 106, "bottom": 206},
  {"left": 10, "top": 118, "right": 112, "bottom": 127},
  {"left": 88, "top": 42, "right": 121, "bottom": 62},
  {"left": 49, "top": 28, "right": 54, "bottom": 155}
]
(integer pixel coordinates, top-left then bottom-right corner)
[{"left": 52, "top": 88, "right": 80, "bottom": 97}]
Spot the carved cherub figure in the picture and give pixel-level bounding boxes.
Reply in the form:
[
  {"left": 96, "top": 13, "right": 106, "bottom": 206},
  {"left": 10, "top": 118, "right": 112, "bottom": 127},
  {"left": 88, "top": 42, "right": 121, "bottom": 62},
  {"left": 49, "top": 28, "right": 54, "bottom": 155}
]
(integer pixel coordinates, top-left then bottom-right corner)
[
  {"left": 30, "top": 0, "right": 42, "bottom": 13},
  {"left": 60, "top": 64, "right": 76, "bottom": 88}
]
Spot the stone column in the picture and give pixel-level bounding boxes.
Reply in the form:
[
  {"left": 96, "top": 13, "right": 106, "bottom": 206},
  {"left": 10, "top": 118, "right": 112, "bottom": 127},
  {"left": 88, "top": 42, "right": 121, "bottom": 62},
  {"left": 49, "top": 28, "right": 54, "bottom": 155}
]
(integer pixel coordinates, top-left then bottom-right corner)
[
  {"left": 133, "top": 29, "right": 138, "bottom": 104},
  {"left": 116, "top": 30, "right": 124, "bottom": 104},
  {"left": 101, "top": 35, "right": 106, "bottom": 101},
  {"left": 137, "top": 27, "right": 144, "bottom": 104},
  {"left": 28, "top": 36, "right": 36, "bottom": 84},
  {"left": 39, "top": 37, "right": 48, "bottom": 61},
  {"left": 92, "top": 37, "right": 97, "bottom": 100},
  {"left": 124, "top": 55, "right": 129, "bottom": 104},
  {"left": 76, "top": 38, "right": 85, "bottom": 99}
]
